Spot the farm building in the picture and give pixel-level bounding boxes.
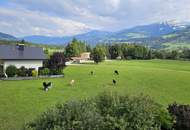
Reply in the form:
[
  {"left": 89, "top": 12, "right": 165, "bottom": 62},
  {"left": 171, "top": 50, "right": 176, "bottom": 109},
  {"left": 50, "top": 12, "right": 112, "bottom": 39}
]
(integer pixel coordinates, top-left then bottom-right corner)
[
  {"left": 70, "top": 52, "right": 91, "bottom": 64},
  {"left": 0, "top": 44, "right": 46, "bottom": 72}
]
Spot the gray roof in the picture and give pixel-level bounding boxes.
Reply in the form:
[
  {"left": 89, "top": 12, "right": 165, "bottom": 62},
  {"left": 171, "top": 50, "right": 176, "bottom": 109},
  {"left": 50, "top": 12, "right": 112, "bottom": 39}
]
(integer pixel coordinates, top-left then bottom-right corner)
[{"left": 0, "top": 45, "right": 46, "bottom": 60}]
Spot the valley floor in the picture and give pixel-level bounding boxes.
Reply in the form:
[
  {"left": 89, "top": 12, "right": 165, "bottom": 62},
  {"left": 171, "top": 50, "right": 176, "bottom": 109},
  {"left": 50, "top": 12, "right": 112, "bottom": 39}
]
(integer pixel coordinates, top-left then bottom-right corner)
[{"left": 1, "top": 60, "right": 190, "bottom": 130}]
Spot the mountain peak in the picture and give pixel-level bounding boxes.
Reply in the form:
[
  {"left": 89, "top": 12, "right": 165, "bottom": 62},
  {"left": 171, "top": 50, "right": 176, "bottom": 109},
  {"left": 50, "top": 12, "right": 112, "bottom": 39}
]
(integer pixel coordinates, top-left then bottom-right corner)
[{"left": 160, "top": 20, "right": 190, "bottom": 29}]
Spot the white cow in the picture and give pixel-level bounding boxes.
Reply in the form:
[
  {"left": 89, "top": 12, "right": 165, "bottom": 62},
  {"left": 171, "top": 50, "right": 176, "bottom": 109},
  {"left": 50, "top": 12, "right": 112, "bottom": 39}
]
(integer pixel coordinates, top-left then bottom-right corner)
[{"left": 69, "top": 80, "right": 75, "bottom": 86}]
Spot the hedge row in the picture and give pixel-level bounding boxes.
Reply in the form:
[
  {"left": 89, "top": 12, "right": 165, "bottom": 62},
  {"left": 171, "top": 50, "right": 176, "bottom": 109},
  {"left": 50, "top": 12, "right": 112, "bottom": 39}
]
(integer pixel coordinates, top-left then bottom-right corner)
[
  {"left": 0, "top": 66, "right": 4, "bottom": 77},
  {"left": 24, "top": 92, "right": 190, "bottom": 130},
  {"left": 5, "top": 65, "right": 37, "bottom": 77},
  {"left": 4, "top": 65, "right": 64, "bottom": 78},
  {"left": 23, "top": 92, "right": 173, "bottom": 130}
]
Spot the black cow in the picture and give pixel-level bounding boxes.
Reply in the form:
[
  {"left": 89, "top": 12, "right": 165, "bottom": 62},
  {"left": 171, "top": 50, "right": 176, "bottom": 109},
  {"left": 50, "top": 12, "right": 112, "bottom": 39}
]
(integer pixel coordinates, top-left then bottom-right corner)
[
  {"left": 114, "top": 70, "right": 119, "bottom": 75},
  {"left": 113, "top": 79, "right": 116, "bottom": 85},
  {"left": 43, "top": 82, "right": 52, "bottom": 91},
  {"left": 90, "top": 71, "right": 94, "bottom": 75}
]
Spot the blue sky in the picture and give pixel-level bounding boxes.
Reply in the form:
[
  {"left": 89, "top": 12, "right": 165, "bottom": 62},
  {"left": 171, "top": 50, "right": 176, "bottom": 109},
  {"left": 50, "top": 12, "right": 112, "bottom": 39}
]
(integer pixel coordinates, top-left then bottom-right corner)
[{"left": 0, "top": 0, "right": 190, "bottom": 37}]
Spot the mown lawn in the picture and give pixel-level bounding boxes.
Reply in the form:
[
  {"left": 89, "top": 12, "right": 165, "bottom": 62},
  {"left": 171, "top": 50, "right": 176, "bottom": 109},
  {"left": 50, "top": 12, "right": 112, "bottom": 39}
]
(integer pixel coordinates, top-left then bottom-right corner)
[{"left": 1, "top": 60, "right": 190, "bottom": 130}]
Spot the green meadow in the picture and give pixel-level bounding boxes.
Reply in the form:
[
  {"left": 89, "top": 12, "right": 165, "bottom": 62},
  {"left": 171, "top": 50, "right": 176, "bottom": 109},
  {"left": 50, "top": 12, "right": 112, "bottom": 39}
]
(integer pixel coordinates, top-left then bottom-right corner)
[{"left": 1, "top": 60, "right": 190, "bottom": 130}]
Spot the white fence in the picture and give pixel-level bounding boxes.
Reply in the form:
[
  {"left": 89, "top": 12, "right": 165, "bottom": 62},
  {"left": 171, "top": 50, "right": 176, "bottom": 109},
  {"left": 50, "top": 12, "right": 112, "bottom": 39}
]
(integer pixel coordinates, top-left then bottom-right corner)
[{"left": 0, "top": 75, "right": 64, "bottom": 81}]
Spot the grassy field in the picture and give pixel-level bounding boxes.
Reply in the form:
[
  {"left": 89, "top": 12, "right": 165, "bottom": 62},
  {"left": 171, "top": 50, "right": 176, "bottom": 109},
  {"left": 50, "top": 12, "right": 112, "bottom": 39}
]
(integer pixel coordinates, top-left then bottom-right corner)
[{"left": 1, "top": 60, "right": 190, "bottom": 130}]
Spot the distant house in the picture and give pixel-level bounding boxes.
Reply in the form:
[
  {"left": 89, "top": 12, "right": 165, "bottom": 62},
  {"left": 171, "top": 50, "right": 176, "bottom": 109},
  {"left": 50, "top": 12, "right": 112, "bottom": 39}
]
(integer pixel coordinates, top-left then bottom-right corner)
[
  {"left": 0, "top": 44, "right": 46, "bottom": 72},
  {"left": 70, "top": 52, "right": 91, "bottom": 64}
]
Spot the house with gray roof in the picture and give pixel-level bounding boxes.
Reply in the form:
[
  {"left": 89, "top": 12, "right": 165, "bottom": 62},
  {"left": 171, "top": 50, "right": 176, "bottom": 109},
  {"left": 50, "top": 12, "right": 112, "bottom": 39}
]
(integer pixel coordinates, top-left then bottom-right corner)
[{"left": 0, "top": 44, "right": 46, "bottom": 73}]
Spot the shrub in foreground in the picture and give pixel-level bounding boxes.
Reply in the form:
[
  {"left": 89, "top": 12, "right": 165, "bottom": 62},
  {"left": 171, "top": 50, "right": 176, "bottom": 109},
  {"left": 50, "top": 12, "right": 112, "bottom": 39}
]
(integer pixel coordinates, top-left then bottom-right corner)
[
  {"left": 6, "top": 65, "right": 17, "bottom": 77},
  {"left": 24, "top": 92, "right": 173, "bottom": 130},
  {"left": 168, "top": 103, "right": 190, "bottom": 130}
]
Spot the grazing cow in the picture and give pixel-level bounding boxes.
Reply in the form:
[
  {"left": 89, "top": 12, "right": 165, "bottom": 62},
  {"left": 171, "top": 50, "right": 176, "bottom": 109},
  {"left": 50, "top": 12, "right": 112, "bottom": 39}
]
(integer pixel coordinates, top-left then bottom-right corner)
[
  {"left": 90, "top": 71, "right": 94, "bottom": 75},
  {"left": 43, "top": 82, "right": 52, "bottom": 91},
  {"left": 69, "top": 80, "right": 75, "bottom": 86},
  {"left": 47, "top": 82, "right": 53, "bottom": 89},
  {"left": 114, "top": 70, "right": 119, "bottom": 75},
  {"left": 113, "top": 79, "right": 116, "bottom": 85}
]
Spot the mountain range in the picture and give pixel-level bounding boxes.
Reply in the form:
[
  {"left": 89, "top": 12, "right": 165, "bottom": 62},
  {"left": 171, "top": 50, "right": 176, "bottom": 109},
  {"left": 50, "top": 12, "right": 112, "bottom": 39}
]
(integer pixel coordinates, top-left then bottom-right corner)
[
  {"left": 0, "top": 32, "right": 17, "bottom": 41},
  {"left": 127, "top": 26, "right": 190, "bottom": 49},
  {"left": 0, "top": 21, "right": 190, "bottom": 49},
  {"left": 22, "top": 21, "right": 188, "bottom": 45},
  {"left": 23, "top": 30, "right": 112, "bottom": 45}
]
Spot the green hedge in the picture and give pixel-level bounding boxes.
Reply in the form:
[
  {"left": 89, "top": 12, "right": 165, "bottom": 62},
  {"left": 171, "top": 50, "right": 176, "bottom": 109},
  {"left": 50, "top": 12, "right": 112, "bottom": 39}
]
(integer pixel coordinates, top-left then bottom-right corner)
[
  {"left": 6, "top": 65, "right": 17, "bottom": 77},
  {"left": 0, "top": 66, "right": 4, "bottom": 77},
  {"left": 24, "top": 92, "right": 173, "bottom": 130},
  {"left": 50, "top": 68, "right": 63, "bottom": 75},
  {"left": 39, "top": 68, "right": 50, "bottom": 76},
  {"left": 17, "top": 66, "right": 28, "bottom": 77}
]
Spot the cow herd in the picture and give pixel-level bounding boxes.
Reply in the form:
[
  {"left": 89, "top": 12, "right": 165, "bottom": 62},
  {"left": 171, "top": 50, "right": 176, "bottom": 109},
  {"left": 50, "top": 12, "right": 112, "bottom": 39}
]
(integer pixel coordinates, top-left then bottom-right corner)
[{"left": 42, "top": 70, "right": 119, "bottom": 91}]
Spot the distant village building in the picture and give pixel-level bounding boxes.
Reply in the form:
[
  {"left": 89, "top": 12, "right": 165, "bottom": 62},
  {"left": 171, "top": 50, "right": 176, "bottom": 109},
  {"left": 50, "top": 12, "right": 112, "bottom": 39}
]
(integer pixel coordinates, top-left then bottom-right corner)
[
  {"left": 70, "top": 52, "right": 91, "bottom": 64},
  {"left": 0, "top": 44, "right": 46, "bottom": 72},
  {"left": 116, "top": 56, "right": 122, "bottom": 60}
]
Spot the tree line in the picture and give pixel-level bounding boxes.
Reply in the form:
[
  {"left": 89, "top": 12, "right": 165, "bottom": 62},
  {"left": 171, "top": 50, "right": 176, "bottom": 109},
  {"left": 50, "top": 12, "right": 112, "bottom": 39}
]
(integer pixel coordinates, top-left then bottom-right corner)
[
  {"left": 49, "top": 38, "right": 190, "bottom": 63},
  {"left": 63, "top": 39, "right": 152, "bottom": 63}
]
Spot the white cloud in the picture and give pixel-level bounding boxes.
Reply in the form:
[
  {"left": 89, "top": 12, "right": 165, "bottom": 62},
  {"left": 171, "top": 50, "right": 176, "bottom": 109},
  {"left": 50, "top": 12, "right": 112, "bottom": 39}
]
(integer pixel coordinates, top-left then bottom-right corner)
[
  {"left": 0, "top": 0, "right": 190, "bottom": 36},
  {"left": 0, "top": 7, "right": 94, "bottom": 37},
  {"left": 108, "top": 0, "right": 121, "bottom": 10}
]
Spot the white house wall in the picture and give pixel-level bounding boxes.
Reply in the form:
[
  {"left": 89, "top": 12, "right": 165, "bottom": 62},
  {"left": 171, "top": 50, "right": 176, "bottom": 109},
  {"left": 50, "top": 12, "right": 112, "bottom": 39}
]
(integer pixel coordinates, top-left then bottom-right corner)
[{"left": 3, "top": 60, "right": 43, "bottom": 71}]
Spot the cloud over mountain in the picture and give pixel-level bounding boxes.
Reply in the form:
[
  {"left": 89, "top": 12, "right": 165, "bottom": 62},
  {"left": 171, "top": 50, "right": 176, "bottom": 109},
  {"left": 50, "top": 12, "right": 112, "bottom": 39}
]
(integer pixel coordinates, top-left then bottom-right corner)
[{"left": 0, "top": 0, "right": 190, "bottom": 37}]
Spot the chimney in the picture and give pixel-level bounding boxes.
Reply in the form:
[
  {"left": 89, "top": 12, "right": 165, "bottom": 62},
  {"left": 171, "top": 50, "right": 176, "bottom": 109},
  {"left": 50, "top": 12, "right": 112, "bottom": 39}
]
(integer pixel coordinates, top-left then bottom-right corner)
[{"left": 17, "top": 43, "right": 24, "bottom": 51}]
